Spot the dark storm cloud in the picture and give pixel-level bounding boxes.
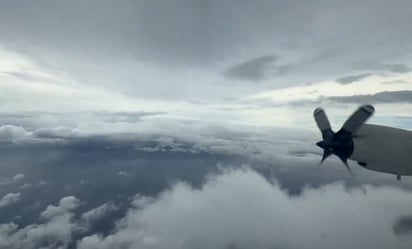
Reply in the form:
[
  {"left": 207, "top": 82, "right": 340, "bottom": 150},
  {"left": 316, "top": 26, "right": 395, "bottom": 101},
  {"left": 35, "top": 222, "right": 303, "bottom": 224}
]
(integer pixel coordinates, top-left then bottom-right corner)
[
  {"left": 223, "top": 55, "right": 277, "bottom": 81},
  {"left": 328, "top": 90, "right": 412, "bottom": 104},
  {"left": 336, "top": 73, "right": 371, "bottom": 84}
]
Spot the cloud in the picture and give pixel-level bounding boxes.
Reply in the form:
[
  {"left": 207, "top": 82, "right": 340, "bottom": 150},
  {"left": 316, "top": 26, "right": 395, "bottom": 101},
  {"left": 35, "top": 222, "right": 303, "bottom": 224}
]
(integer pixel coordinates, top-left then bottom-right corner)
[
  {"left": 33, "top": 126, "right": 76, "bottom": 139},
  {"left": 0, "top": 193, "right": 21, "bottom": 208},
  {"left": 41, "top": 196, "right": 80, "bottom": 220},
  {"left": 328, "top": 91, "right": 412, "bottom": 104},
  {"left": 0, "top": 112, "right": 318, "bottom": 165},
  {"left": 0, "top": 120, "right": 411, "bottom": 248},
  {"left": 353, "top": 61, "right": 411, "bottom": 73},
  {"left": 12, "top": 174, "right": 24, "bottom": 182},
  {"left": 393, "top": 215, "right": 412, "bottom": 236},
  {"left": 20, "top": 183, "right": 32, "bottom": 190},
  {"left": 380, "top": 80, "right": 410, "bottom": 85},
  {"left": 81, "top": 202, "right": 118, "bottom": 227},
  {"left": 0, "top": 174, "right": 25, "bottom": 186},
  {"left": 0, "top": 125, "right": 30, "bottom": 141},
  {"left": 336, "top": 73, "right": 371, "bottom": 84},
  {"left": 77, "top": 169, "right": 412, "bottom": 249},
  {"left": 3, "top": 71, "right": 62, "bottom": 84},
  {"left": 223, "top": 55, "right": 277, "bottom": 81},
  {"left": 117, "top": 171, "right": 130, "bottom": 177},
  {"left": 0, "top": 196, "right": 80, "bottom": 249}
]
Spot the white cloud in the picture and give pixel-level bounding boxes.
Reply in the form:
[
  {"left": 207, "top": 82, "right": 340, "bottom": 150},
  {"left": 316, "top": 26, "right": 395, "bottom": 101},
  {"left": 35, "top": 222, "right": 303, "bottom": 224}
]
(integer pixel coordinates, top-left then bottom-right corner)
[
  {"left": 0, "top": 171, "right": 411, "bottom": 249},
  {"left": 0, "top": 196, "right": 80, "bottom": 249},
  {"left": 81, "top": 202, "right": 118, "bottom": 227},
  {"left": 12, "top": 174, "right": 24, "bottom": 182},
  {"left": 41, "top": 196, "right": 80, "bottom": 220},
  {"left": 117, "top": 171, "right": 130, "bottom": 177},
  {"left": 77, "top": 169, "right": 412, "bottom": 249},
  {"left": 0, "top": 193, "right": 21, "bottom": 208}
]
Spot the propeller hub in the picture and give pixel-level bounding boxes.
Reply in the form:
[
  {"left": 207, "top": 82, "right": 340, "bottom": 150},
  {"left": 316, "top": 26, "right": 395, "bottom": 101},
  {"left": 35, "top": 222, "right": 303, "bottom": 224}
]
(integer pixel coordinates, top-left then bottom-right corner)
[{"left": 316, "top": 130, "right": 354, "bottom": 160}]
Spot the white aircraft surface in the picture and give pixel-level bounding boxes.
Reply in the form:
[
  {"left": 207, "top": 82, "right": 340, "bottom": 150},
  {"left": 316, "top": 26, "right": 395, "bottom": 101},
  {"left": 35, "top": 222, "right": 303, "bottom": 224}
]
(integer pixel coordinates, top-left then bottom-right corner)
[{"left": 314, "top": 105, "right": 412, "bottom": 180}]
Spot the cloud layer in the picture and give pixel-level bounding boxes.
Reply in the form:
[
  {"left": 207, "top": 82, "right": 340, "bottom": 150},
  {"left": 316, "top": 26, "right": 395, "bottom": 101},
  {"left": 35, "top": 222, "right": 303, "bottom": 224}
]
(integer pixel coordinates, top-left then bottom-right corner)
[{"left": 3, "top": 170, "right": 411, "bottom": 249}]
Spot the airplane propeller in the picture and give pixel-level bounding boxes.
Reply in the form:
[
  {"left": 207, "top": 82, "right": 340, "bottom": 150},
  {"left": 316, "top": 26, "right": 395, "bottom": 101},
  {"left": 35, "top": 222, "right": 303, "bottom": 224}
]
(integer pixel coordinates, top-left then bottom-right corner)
[{"left": 313, "top": 105, "right": 375, "bottom": 175}]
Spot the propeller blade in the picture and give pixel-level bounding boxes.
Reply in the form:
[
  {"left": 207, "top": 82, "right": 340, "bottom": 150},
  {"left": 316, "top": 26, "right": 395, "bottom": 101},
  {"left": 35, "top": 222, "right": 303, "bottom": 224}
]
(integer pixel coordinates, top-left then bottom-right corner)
[
  {"left": 316, "top": 140, "right": 328, "bottom": 149},
  {"left": 341, "top": 105, "right": 375, "bottom": 134},
  {"left": 336, "top": 154, "right": 354, "bottom": 177},
  {"left": 320, "top": 150, "right": 332, "bottom": 164},
  {"left": 313, "top": 108, "right": 334, "bottom": 140}
]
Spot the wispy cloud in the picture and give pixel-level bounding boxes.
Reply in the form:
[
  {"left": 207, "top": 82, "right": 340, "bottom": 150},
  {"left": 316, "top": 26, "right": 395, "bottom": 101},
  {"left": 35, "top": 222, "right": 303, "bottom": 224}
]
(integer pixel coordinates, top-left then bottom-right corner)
[{"left": 0, "top": 193, "right": 21, "bottom": 208}]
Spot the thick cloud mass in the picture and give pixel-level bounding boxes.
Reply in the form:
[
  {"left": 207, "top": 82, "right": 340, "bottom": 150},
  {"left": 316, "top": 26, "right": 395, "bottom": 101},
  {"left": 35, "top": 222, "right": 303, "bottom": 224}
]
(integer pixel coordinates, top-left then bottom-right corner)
[
  {"left": 4, "top": 170, "right": 411, "bottom": 249},
  {"left": 77, "top": 169, "right": 412, "bottom": 249}
]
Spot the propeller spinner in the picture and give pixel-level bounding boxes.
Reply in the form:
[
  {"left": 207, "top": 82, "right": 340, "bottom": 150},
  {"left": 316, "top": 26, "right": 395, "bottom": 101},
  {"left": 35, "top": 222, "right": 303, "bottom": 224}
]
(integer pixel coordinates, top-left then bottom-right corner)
[{"left": 313, "top": 105, "right": 375, "bottom": 175}]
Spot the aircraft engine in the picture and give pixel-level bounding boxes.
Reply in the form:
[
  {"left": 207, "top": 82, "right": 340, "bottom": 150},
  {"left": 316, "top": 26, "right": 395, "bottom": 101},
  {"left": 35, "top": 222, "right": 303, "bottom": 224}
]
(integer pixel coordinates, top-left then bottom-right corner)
[{"left": 313, "top": 105, "right": 375, "bottom": 175}]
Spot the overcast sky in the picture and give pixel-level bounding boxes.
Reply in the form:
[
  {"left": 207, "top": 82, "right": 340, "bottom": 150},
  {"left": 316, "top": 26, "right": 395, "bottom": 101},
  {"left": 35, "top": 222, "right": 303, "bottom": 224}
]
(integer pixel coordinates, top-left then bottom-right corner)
[
  {"left": 0, "top": 0, "right": 411, "bottom": 129},
  {"left": 0, "top": 1, "right": 412, "bottom": 248}
]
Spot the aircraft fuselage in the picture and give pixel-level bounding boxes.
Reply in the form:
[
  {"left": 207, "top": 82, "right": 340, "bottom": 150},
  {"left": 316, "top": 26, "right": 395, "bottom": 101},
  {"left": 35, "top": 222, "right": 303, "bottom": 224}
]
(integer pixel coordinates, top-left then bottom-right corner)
[{"left": 350, "top": 124, "right": 412, "bottom": 176}]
